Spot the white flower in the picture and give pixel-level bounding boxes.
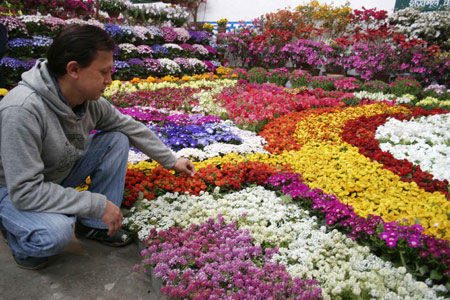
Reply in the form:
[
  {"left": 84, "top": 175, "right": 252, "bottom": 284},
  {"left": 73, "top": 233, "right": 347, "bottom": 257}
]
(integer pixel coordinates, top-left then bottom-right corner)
[
  {"left": 157, "top": 58, "right": 181, "bottom": 75},
  {"left": 376, "top": 114, "right": 450, "bottom": 181}
]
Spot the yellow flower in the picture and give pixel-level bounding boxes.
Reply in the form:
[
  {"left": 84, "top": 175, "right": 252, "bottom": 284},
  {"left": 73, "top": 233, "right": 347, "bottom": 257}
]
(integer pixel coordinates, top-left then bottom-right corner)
[
  {"left": 217, "top": 18, "right": 228, "bottom": 26},
  {"left": 203, "top": 23, "right": 214, "bottom": 31},
  {"left": 0, "top": 88, "right": 8, "bottom": 96},
  {"left": 146, "top": 76, "right": 157, "bottom": 83},
  {"left": 130, "top": 77, "right": 141, "bottom": 84},
  {"left": 216, "top": 66, "right": 233, "bottom": 75}
]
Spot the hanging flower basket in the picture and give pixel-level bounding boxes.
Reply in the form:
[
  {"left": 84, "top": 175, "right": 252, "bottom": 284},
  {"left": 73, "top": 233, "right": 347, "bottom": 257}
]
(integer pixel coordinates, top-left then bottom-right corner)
[{"left": 107, "top": 10, "right": 120, "bottom": 18}]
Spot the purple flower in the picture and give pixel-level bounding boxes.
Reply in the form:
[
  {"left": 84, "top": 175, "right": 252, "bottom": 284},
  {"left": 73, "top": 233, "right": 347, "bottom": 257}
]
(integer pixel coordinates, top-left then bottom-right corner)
[
  {"left": 137, "top": 217, "right": 322, "bottom": 299},
  {"left": 160, "top": 27, "right": 178, "bottom": 43}
]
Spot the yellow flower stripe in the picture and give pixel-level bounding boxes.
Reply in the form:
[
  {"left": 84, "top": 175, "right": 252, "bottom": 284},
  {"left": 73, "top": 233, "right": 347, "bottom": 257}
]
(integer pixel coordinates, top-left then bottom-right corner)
[
  {"left": 103, "top": 78, "right": 236, "bottom": 97},
  {"left": 269, "top": 143, "right": 449, "bottom": 239},
  {"left": 280, "top": 103, "right": 449, "bottom": 239},
  {"left": 294, "top": 103, "right": 410, "bottom": 145}
]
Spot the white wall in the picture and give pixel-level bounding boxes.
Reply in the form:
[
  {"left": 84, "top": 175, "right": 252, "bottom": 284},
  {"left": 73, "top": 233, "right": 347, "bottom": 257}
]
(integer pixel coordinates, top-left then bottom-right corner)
[{"left": 196, "top": 0, "right": 395, "bottom": 23}]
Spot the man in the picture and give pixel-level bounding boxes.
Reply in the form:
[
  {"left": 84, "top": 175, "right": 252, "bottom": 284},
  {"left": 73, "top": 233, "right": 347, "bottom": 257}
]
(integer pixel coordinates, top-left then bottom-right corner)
[{"left": 0, "top": 24, "right": 195, "bottom": 270}]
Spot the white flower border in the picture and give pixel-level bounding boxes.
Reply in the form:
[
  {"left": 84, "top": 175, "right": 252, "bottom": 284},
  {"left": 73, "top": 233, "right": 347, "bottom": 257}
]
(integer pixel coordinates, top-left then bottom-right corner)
[{"left": 124, "top": 186, "right": 447, "bottom": 299}]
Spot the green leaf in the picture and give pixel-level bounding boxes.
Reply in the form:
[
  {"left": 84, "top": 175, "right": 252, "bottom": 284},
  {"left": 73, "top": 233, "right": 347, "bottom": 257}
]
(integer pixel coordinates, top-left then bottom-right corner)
[
  {"left": 419, "top": 265, "right": 429, "bottom": 275},
  {"left": 138, "top": 191, "right": 144, "bottom": 200},
  {"left": 430, "top": 270, "right": 443, "bottom": 280},
  {"left": 280, "top": 194, "right": 293, "bottom": 204}
]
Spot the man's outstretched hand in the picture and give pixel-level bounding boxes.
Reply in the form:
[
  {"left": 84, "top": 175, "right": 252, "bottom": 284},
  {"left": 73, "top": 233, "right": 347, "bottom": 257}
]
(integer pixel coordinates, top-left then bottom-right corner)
[
  {"left": 172, "top": 157, "right": 196, "bottom": 177},
  {"left": 101, "top": 200, "right": 123, "bottom": 236}
]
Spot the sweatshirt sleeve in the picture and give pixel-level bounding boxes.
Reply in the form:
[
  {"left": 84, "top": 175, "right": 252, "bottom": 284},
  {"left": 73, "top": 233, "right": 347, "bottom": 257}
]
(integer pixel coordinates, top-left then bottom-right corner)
[
  {"left": 0, "top": 106, "right": 106, "bottom": 218},
  {"left": 93, "top": 99, "right": 177, "bottom": 169}
]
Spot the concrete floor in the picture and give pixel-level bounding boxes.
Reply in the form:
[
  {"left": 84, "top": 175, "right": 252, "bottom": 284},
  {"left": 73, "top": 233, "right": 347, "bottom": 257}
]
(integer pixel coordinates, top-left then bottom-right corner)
[{"left": 0, "top": 234, "right": 159, "bottom": 300}]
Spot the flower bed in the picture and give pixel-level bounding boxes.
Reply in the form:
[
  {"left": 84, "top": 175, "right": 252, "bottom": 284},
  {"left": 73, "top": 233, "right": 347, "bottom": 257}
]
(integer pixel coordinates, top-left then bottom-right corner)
[{"left": 106, "top": 78, "right": 450, "bottom": 299}]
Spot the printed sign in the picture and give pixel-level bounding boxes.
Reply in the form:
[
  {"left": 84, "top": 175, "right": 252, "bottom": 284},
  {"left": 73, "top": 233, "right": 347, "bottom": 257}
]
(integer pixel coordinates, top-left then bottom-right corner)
[{"left": 394, "top": 0, "right": 450, "bottom": 10}]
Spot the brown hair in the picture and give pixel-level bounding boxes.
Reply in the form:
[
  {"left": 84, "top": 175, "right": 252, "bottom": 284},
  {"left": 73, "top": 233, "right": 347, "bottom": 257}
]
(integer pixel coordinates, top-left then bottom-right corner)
[{"left": 47, "top": 24, "right": 115, "bottom": 77}]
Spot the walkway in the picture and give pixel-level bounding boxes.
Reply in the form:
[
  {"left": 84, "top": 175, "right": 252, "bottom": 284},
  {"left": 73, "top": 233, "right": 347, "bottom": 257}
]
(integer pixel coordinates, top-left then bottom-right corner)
[{"left": 0, "top": 234, "right": 158, "bottom": 300}]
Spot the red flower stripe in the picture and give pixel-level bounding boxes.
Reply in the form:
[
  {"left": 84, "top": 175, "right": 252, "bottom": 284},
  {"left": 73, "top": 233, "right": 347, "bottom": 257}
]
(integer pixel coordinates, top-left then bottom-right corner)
[
  {"left": 123, "top": 161, "right": 291, "bottom": 208},
  {"left": 341, "top": 106, "right": 450, "bottom": 199}
]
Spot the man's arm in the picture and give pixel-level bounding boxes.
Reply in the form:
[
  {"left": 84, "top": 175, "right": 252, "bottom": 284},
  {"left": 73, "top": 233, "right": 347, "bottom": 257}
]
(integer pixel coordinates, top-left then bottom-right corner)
[
  {"left": 0, "top": 106, "right": 106, "bottom": 218},
  {"left": 94, "top": 98, "right": 196, "bottom": 177}
]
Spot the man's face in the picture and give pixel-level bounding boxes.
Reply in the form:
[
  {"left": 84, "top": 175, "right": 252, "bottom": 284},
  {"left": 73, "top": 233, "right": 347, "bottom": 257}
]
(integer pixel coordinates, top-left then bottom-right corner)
[{"left": 77, "top": 50, "right": 113, "bottom": 101}]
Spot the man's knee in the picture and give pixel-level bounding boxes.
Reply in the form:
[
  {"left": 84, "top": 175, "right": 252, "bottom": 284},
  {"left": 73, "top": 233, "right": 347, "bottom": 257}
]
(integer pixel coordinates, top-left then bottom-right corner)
[{"left": 25, "top": 220, "right": 73, "bottom": 255}]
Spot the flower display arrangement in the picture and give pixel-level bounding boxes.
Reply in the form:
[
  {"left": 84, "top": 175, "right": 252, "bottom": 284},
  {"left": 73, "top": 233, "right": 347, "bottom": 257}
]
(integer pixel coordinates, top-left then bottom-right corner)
[
  {"left": 57, "top": 67, "right": 448, "bottom": 298},
  {"left": 2, "top": 6, "right": 450, "bottom": 299},
  {"left": 0, "top": 14, "right": 219, "bottom": 86},
  {"left": 216, "top": 3, "right": 450, "bottom": 84}
]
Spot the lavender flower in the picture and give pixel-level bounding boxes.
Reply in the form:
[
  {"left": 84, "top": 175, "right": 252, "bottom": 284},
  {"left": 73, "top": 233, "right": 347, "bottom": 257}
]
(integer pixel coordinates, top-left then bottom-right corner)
[
  {"left": 143, "top": 58, "right": 163, "bottom": 73},
  {"left": 32, "top": 35, "right": 53, "bottom": 47},
  {"left": 113, "top": 60, "right": 130, "bottom": 70},
  {"left": 0, "top": 16, "right": 28, "bottom": 38},
  {"left": 7, "top": 38, "right": 33, "bottom": 49},
  {"left": 145, "top": 26, "right": 164, "bottom": 40},
  {"left": 0, "top": 57, "right": 28, "bottom": 70},
  {"left": 151, "top": 45, "right": 169, "bottom": 55},
  {"left": 104, "top": 23, "right": 124, "bottom": 39},
  {"left": 127, "top": 58, "right": 144, "bottom": 66},
  {"left": 143, "top": 122, "right": 242, "bottom": 151},
  {"left": 188, "top": 30, "right": 211, "bottom": 43}
]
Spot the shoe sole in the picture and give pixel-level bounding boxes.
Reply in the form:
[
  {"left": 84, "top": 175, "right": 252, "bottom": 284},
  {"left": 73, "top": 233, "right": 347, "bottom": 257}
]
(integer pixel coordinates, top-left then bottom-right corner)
[
  {"left": 75, "top": 232, "right": 133, "bottom": 247},
  {"left": 15, "top": 260, "right": 49, "bottom": 271}
]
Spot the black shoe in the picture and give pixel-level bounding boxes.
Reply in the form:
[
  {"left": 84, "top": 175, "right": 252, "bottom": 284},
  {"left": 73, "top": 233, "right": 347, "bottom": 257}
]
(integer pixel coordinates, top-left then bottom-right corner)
[
  {"left": 74, "top": 221, "right": 133, "bottom": 247},
  {"left": 0, "top": 225, "right": 8, "bottom": 244},
  {"left": 1, "top": 228, "right": 7, "bottom": 242},
  {"left": 13, "top": 255, "right": 48, "bottom": 270}
]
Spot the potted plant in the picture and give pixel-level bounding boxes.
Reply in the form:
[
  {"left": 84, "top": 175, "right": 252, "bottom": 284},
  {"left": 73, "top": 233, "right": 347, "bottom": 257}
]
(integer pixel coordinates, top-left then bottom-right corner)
[
  {"left": 324, "top": 40, "right": 348, "bottom": 77},
  {"left": 217, "top": 18, "right": 227, "bottom": 33},
  {"left": 126, "top": 5, "right": 146, "bottom": 25},
  {"left": 98, "top": 0, "right": 127, "bottom": 18}
]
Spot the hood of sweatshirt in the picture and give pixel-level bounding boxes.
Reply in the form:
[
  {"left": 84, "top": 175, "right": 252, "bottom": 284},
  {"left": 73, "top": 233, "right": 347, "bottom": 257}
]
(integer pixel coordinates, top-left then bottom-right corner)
[{"left": 19, "top": 59, "right": 76, "bottom": 120}]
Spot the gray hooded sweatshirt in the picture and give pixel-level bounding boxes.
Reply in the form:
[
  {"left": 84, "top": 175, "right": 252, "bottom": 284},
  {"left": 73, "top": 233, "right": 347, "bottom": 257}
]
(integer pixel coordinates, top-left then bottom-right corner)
[{"left": 0, "top": 59, "right": 177, "bottom": 219}]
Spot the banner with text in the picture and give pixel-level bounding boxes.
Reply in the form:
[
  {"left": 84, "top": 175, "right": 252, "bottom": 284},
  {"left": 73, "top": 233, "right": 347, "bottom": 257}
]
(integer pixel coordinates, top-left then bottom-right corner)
[{"left": 395, "top": 0, "right": 450, "bottom": 10}]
